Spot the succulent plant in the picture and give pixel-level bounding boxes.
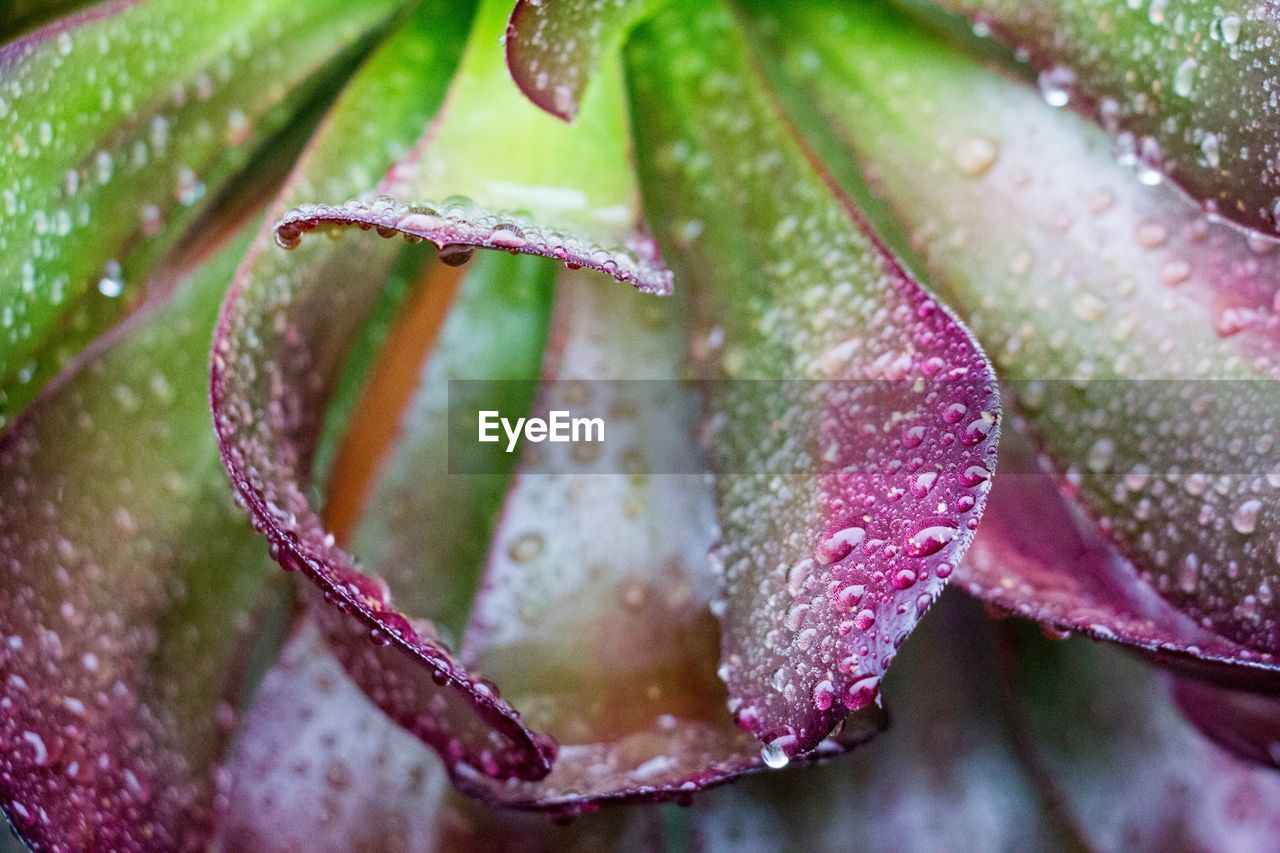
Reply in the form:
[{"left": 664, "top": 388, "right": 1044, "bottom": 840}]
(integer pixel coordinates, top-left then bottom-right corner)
[{"left": 2, "top": 0, "right": 1280, "bottom": 850}]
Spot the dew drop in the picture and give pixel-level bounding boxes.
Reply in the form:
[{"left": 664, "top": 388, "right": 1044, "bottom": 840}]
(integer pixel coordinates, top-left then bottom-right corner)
[
  {"left": 1173, "top": 58, "right": 1198, "bottom": 98},
  {"left": 904, "top": 522, "right": 958, "bottom": 557},
  {"left": 1232, "top": 499, "right": 1263, "bottom": 535},
  {"left": 1037, "top": 66, "right": 1075, "bottom": 107}
]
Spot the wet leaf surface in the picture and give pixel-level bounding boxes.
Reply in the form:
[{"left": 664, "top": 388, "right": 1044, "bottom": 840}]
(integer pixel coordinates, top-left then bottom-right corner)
[
  {"left": 919, "top": 0, "right": 1280, "bottom": 239},
  {"left": 740, "top": 0, "right": 1280, "bottom": 675},
  {"left": 505, "top": 0, "right": 655, "bottom": 121},
  {"left": 626, "top": 0, "right": 999, "bottom": 761},
  {"left": 0, "top": 225, "right": 276, "bottom": 851},
  {"left": 0, "top": 0, "right": 400, "bottom": 426}
]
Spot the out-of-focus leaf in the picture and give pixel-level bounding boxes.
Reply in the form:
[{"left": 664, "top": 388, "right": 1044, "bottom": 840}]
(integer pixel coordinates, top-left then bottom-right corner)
[
  {"left": 688, "top": 592, "right": 1280, "bottom": 852},
  {"left": 221, "top": 624, "right": 667, "bottom": 852},
  {"left": 915, "top": 0, "right": 1280, "bottom": 239},
  {"left": 1008, "top": 624, "right": 1280, "bottom": 850},
  {"left": 968, "top": 428, "right": 1280, "bottom": 680},
  {"left": 505, "top": 0, "right": 656, "bottom": 121},
  {"left": 1171, "top": 676, "right": 1280, "bottom": 770},
  {"left": 214, "top": 0, "right": 678, "bottom": 787},
  {"left": 272, "top": 0, "right": 671, "bottom": 295},
  {"left": 625, "top": 0, "right": 999, "bottom": 762},
  {"left": 0, "top": 0, "right": 401, "bottom": 428},
  {"left": 684, "top": 593, "right": 1080, "bottom": 852},
  {"left": 0, "top": 0, "right": 102, "bottom": 45},
  {"left": 0, "top": 223, "right": 277, "bottom": 851},
  {"left": 740, "top": 0, "right": 1280, "bottom": 674}
]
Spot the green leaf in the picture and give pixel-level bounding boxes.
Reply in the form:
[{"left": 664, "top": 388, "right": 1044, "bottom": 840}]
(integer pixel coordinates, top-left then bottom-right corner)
[
  {"left": 913, "top": 0, "right": 1280, "bottom": 239},
  {"left": 625, "top": 0, "right": 1000, "bottom": 761},
  {"left": 738, "top": 0, "right": 1280, "bottom": 672},
  {"left": 0, "top": 0, "right": 401, "bottom": 427},
  {"left": 272, "top": 0, "right": 672, "bottom": 294}
]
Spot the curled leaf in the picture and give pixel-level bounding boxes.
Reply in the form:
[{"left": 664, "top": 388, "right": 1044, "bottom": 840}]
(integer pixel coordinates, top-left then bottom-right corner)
[
  {"left": 625, "top": 0, "right": 999, "bottom": 761},
  {"left": 916, "top": 0, "right": 1280, "bottom": 239},
  {"left": 274, "top": 0, "right": 671, "bottom": 294},
  {"left": 0, "top": 0, "right": 401, "bottom": 426},
  {"left": 449, "top": 274, "right": 880, "bottom": 810},
  {"left": 505, "top": 0, "right": 655, "bottom": 121},
  {"left": 740, "top": 0, "right": 1280, "bottom": 675},
  {"left": 214, "top": 0, "right": 677, "bottom": 786}
]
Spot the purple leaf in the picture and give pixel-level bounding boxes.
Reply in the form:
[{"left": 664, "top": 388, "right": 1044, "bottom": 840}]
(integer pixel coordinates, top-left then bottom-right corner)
[
  {"left": 625, "top": 0, "right": 999, "bottom": 761},
  {"left": 1171, "top": 676, "right": 1280, "bottom": 771},
  {"left": 0, "top": 226, "right": 276, "bottom": 851}
]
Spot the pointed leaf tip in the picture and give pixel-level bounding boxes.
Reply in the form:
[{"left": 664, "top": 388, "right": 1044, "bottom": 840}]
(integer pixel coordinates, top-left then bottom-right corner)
[
  {"left": 626, "top": 0, "right": 999, "bottom": 760},
  {"left": 742, "top": 0, "right": 1280, "bottom": 680},
  {"left": 505, "top": 0, "right": 654, "bottom": 121}
]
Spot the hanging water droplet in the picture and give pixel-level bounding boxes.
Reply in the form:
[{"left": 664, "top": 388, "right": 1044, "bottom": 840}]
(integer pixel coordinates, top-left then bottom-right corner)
[
  {"left": 1037, "top": 66, "right": 1075, "bottom": 107},
  {"left": 760, "top": 737, "right": 792, "bottom": 769}
]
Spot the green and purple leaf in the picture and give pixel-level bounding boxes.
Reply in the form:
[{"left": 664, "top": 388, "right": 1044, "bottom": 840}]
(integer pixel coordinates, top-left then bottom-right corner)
[
  {"left": 918, "top": 0, "right": 1280, "bottom": 239},
  {"left": 0, "top": 0, "right": 400, "bottom": 428},
  {"left": 0, "top": 225, "right": 278, "bottom": 851},
  {"left": 504, "top": 0, "right": 655, "bottom": 121},
  {"left": 213, "top": 0, "right": 683, "bottom": 788},
  {"left": 739, "top": 0, "right": 1280, "bottom": 682},
  {"left": 448, "top": 273, "right": 880, "bottom": 810},
  {"left": 625, "top": 0, "right": 999, "bottom": 762}
]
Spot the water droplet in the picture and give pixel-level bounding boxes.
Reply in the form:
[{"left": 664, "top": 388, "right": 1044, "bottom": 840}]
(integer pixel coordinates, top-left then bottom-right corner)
[
  {"left": 816, "top": 525, "right": 865, "bottom": 565},
  {"left": 760, "top": 736, "right": 793, "bottom": 769},
  {"left": 1037, "top": 66, "right": 1076, "bottom": 107},
  {"left": 1219, "top": 14, "right": 1241, "bottom": 44},
  {"left": 1232, "top": 499, "right": 1263, "bottom": 535},
  {"left": 1173, "top": 58, "right": 1198, "bottom": 98},
  {"left": 953, "top": 137, "right": 999, "bottom": 177},
  {"left": 508, "top": 532, "right": 544, "bottom": 563},
  {"left": 1198, "top": 133, "right": 1221, "bottom": 168},
  {"left": 904, "top": 522, "right": 958, "bottom": 557}
]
